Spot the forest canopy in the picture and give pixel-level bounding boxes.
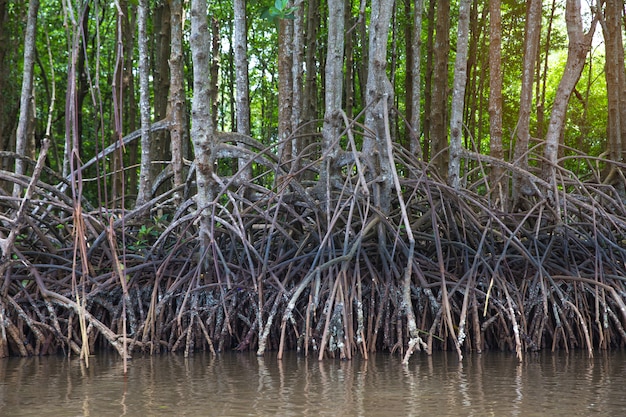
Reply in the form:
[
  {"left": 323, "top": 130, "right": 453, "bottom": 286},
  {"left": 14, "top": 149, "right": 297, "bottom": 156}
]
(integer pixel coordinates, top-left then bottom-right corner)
[{"left": 0, "top": 0, "right": 625, "bottom": 364}]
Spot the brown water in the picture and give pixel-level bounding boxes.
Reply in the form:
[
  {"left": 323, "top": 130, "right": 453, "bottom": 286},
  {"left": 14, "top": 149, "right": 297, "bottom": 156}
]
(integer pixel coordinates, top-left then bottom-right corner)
[{"left": 1, "top": 350, "right": 625, "bottom": 416}]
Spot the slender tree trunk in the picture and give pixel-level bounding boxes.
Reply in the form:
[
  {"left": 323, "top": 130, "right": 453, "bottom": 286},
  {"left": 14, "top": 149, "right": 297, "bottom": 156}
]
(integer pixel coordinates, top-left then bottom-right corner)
[
  {"left": 408, "top": 0, "right": 423, "bottom": 158},
  {"left": 291, "top": 0, "right": 304, "bottom": 147},
  {"left": 0, "top": 0, "right": 13, "bottom": 168},
  {"left": 512, "top": 0, "right": 542, "bottom": 207},
  {"left": 151, "top": 2, "right": 171, "bottom": 189},
  {"left": 123, "top": 2, "right": 138, "bottom": 196},
  {"left": 430, "top": 0, "right": 450, "bottom": 178},
  {"left": 13, "top": 0, "right": 39, "bottom": 197},
  {"left": 422, "top": 0, "right": 435, "bottom": 161},
  {"left": 488, "top": 0, "right": 505, "bottom": 208},
  {"left": 321, "top": 0, "right": 346, "bottom": 186},
  {"left": 536, "top": 0, "right": 557, "bottom": 140},
  {"left": 76, "top": 4, "right": 89, "bottom": 163},
  {"left": 136, "top": 0, "right": 152, "bottom": 207},
  {"left": 210, "top": 17, "right": 220, "bottom": 130},
  {"left": 190, "top": 0, "right": 216, "bottom": 246},
  {"left": 168, "top": 0, "right": 185, "bottom": 195},
  {"left": 542, "top": 0, "right": 597, "bottom": 184},
  {"left": 234, "top": 0, "right": 251, "bottom": 183},
  {"left": 277, "top": 13, "right": 294, "bottom": 172},
  {"left": 358, "top": 4, "right": 368, "bottom": 110},
  {"left": 448, "top": 0, "right": 471, "bottom": 189},
  {"left": 301, "top": 0, "right": 320, "bottom": 164},
  {"left": 343, "top": 0, "right": 353, "bottom": 119},
  {"left": 600, "top": 0, "right": 626, "bottom": 188},
  {"left": 363, "top": 0, "right": 395, "bottom": 215}
]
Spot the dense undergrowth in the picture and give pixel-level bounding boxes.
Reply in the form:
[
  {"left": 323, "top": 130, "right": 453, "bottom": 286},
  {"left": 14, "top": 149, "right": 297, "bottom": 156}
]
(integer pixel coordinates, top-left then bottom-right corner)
[{"left": 1, "top": 137, "right": 625, "bottom": 364}]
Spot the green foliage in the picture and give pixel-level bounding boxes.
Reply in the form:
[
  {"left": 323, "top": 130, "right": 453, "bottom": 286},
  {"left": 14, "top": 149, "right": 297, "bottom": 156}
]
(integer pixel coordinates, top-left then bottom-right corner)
[{"left": 259, "top": 0, "right": 297, "bottom": 23}]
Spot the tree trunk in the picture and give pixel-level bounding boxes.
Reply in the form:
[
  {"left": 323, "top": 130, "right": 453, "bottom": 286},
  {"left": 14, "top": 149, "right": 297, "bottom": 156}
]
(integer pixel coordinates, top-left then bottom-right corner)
[
  {"left": 321, "top": 0, "right": 346, "bottom": 187},
  {"left": 422, "top": 0, "right": 435, "bottom": 162},
  {"left": 151, "top": 2, "right": 171, "bottom": 190},
  {"left": 168, "top": 0, "right": 185, "bottom": 195},
  {"left": 277, "top": 13, "right": 294, "bottom": 173},
  {"left": 136, "top": 0, "right": 152, "bottom": 207},
  {"left": 300, "top": 0, "right": 320, "bottom": 170},
  {"left": 430, "top": 0, "right": 450, "bottom": 178},
  {"left": 448, "top": 0, "right": 471, "bottom": 189},
  {"left": 600, "top": 0, "right": 626, "bottom": 189},
  {"left": 0, "top": 0, "right": 15, "bottom": 167},
  {"left": 291, "top": 0, "right": 304, "bottom": 146},
  {"left": 234, "top": 0, "right": 251, "bottom": 183},
  {"left": 210, "top": 17, "right": 220, "bottom": 130},
  {"left": 536, "top": 0, "right": 557, "bottom": 140},
  {"left": 363, "top": 0, "right": 395, "bottom": 215},
  {"left": 343, "top": 0, "right": 353, "bottom": 119},
  {"left": 13, "top": 0, "right": 39, "bottom": 197},
  {"left": 123, "top": 2, "right": 138, "bottom": 196},
  {"left": 512, "top": 0, "right": 542, "bottom": 208},
  {"left": 488, "top": 0, "right": 505, "bottom": 208},
  {"left": 190, "top": 0, "right": 216, "bottom": 246},
  {"left": 542, "top": 0, "right": 597, "bottom": 185},
  {"left": 406, "top": 0, "right": 423, "bottom": 158}
]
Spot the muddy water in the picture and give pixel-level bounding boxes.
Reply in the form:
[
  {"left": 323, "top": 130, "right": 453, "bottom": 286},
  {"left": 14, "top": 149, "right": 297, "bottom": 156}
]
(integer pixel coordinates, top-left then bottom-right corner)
[{"left": 1, "top": 350, "right": 625, "bottom": 416}]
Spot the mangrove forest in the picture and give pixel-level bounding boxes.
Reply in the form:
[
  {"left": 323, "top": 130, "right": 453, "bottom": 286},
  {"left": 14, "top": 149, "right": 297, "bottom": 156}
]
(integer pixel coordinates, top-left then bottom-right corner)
[{"left": 0, "top": 0, "right": 625, "bottom": 368}]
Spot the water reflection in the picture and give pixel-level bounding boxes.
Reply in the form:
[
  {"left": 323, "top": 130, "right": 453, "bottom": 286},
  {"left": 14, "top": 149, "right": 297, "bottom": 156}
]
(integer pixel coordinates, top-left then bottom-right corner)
[{"left": 1, "top": 350, "right": 625, "bottom": 416}]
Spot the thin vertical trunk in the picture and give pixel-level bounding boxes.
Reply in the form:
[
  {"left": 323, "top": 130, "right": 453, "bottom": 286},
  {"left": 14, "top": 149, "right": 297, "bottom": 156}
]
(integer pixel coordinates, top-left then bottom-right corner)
[
  {"left": 542, "top": 0, "right": 597, "bottom": 184},
  {"left": 210, "top": 17, "right": 220, "bottom": 130},
  {"left": 488, "top": 0, "right": 505, "bottom": 208},
  {"left": 321, "top": 0, "right": 346, "bottom": 171},
  {"left": 14, "top": 0, "right": 39, "bottom": 197},
  {"left": 512, "top": 0, "right": 541, "bottom": 207},
  {"left": 536, "top": 0, "right": 557, "bottom": 140},
  {"left": 190, "top": 0, "right": 216, "bottom": 245},
  {"left": 0, "top": 0, "right": 13, "bottom": 166},
  {"left": 152, "top": 2, "right": 171, "bottom": 188},
  {"left": 358, "top": 3, "right": 368, "bottom": 110},
  {"left": 234, "top": 0, "right": 251, "bottom": 183},
  {"left": 422, "top": 0, "right": 435, "bottom": 161},
  {"left": 169, "top": 0, "right": 185, "bottom": 194},
  {"left": 111, "top": 2, "right": 126, "bottom": 207},
  {"left": 76, "top": 4, "right": 89, "bottom": 162},
  {"left": 123, "top": 2, "right": 138, "bottom": 198},
  {"left": 136, "top": 0, "right": 152, "bottom": 207},
  {"left": 408, "top": 0, "right": 423, "bottom": 158},
  {"left": 277, "top": 13, "right": 294, "bottom": 171},
  {"left": 292, "top": 0, "right": 304, "bottom": 146},
  {"left": 430, "top": 0, "right": 450, "bottom": 178},
  {"left": 363, "top": 0, "right": 394, "bottom": 214},
  {"left": 448, "top": 0, "right": 471, "bottom": 189},
  {"left": 296, "top": 0, "right": 316, "bottom": 174},
  {"left": 600, "top": 0, "right": 626, "bottom": 188},
  {"left": 344, "top": 0, "right": 354, "bottom": 119}
]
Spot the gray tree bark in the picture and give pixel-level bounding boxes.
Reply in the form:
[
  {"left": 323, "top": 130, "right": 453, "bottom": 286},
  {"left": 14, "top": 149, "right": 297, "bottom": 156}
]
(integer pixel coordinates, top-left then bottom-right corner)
[
  {"left": 599, "top": 0, "right": 626, "bottom": 190},
  {"left": 512, "top": 0, "right": 542, "bottom": 207},
  {"left": 168, "top": 0, "right": 185, "bottom": 195},
  {"left": 542, "top": 0, "right": 597, "bottom": 185},
  {"left": 488, "top": 0, "right": 505, "bottom": 208},
  {"left": 234, "top": 0, "right": 251, "bottom": 183},
  {"left": 362, "top": 0, "right": 394, "bottom": 214},
  {"left": 409, "top": 0, "right": 423, "bottom": 158},
  {"left": 136, "top": 0, "right": 152, "bottom": 207},
  {"left": 448, "top": 0, "right": 471, "bottom": 189},
  {"left": 190, "top": 0, "right": 217, "bottom": 246},
  {"left": 13, "top": 0, "right": 39, "bottom": 197},
  {"left": 429, "top": 0, "right": 450, "bottom": 178},
  {"left": 322, "top": 0, "right": 345, "bottom": 159}
]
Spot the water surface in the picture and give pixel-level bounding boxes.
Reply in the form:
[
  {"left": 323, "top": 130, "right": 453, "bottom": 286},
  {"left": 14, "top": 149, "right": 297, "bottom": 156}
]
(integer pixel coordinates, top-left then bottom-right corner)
[{"left": 1, "top": 350, "right": 624, "bottom": 416}]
